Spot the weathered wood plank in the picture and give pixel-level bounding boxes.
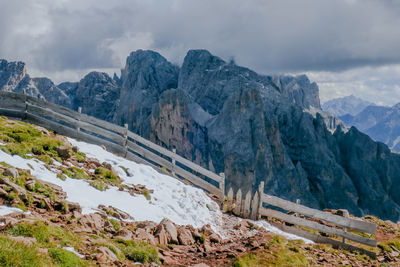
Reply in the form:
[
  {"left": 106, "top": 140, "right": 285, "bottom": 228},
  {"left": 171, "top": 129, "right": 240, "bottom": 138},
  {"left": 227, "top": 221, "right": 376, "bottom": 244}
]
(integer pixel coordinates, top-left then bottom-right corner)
[
  {"left": 0, "top": 94, "right": 26, "bottom": 109},
  {"left": 78, "top": 112, "right": 126, "bottom": 135},
  {"left": 227, "top": 188, "right": 234, "bottom": 202},
  {"left": 27, "top": 103, "right": 78, "bottom": 127},
  {"left": 127, "top": 131, "right": 223, "bottom": 184},
  {"left": 26, "top": 96, "right": 78, "bottom": 119},
  {"left": 26, "top": 95, "right": 126, "bottom": 135},
  {"left": 174, "top": 164, "right": 222, "bottom": 197},
  {"left": 0, "top": 108, "right": 24, "bottom": 119},
  {"left": 27, "top": 103, "right": 125, "bottom": 146},
  {"left": 250, "top": 191, "right": 260, "bottom": 220},
  {"left": 26, "top": 113, "right": 125, "bottom": 156},
  {"left": 242, "top": 191, "right": 252, "bottom": 218},
  {"left": 0, "top": 91, "right": 26, "bottom": 101},
  {"left": 126, "top": 140, "right": 173, "bottom": 169},
  {"left": 261, "top": 194, "right": 376, "bottom": 234},
  {"left": 234, "top": 189, "right": 242, "bottom": 216},
  {"left": 269, "top": 222, "right": 376, "bottom": 259},
  {"left": 259, "top": 207, "right": 376, "bottom": 247},
  {"left": 125, "top": 151, "right": 160, "bottom": 169}
]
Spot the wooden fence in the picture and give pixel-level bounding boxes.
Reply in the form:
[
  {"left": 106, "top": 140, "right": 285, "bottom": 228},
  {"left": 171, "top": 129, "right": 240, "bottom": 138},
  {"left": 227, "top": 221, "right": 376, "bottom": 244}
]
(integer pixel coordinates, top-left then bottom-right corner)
[
  {"left": 227, "top": 182, "right": 377, "bottom": 257},
  {"left": 1, "top": 91, "right": 378, "bottom": 256},
  {"left": 0, "top": 91, "right": 225, "bottom": 200}
]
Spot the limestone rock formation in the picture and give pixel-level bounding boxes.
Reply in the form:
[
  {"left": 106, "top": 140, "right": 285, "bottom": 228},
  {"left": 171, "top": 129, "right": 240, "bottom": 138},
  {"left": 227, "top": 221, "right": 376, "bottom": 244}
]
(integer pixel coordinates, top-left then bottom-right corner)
[
  {"left": 72, "top": 72, "right": 119, "bottom": 121},
  {"left": 1, "top": 50, "right": 400, "bottom": 221},
  {"left": 0, "top": 59, "right": 71, "bottom": 106}
]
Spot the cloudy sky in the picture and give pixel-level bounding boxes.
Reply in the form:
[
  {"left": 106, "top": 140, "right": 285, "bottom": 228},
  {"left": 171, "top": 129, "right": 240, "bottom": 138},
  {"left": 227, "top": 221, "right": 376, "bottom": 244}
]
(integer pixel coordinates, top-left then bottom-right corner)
[{"left": 1, "top": 0, "right": 400, "bottom": 105}]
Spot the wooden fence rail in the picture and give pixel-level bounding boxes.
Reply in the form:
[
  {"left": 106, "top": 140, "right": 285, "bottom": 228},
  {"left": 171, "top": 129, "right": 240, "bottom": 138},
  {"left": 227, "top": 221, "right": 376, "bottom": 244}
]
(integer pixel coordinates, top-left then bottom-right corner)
[
  {"left": 226, "top": 181, "right": 377, "bottom": 257},
  {"left": 0, "top": 91, "right": 225, "bottom": 200}
]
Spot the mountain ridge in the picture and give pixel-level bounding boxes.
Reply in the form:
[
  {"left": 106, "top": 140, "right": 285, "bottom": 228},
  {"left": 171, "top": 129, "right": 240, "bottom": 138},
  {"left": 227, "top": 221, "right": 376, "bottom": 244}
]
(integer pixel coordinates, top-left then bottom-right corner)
[{"left": 1, "top": 50, "right": 400, "bottom": 221}]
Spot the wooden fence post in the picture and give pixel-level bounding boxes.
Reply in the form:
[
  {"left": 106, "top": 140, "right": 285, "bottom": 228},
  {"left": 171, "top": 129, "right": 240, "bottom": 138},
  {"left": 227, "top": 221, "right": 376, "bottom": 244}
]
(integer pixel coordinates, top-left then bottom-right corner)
[
  {"left": 219, "top": 172, "right": 225, "bottom": 200},
  {"left": 295, "top": 199, "right": 301, "bottom": 228},
  {"left": 257, "top": 181, "right": 264, "bottom": 220},
  {"left": 227, "top": 187, "right": 234, "bottom": 202},
  {"left": 77, "top": 107, "right": 82, "bottom": 132},
  {"left": 243, "top": 190, "right": 252, "bottom": 218},
  {"left": 250, "top": 191, "right": 260, "bottom": 220},
  {"left": 123, "top": 123, "right": 129, "bottom": 158},
  {"left": 234, "top": 189, "right": 242, "bottom": 216},
  {"left": 342, "top": 210, "right": 349, "bottom": 244},
  {"left": 172, "top": 149, "right": 176, "bottom": 176}
]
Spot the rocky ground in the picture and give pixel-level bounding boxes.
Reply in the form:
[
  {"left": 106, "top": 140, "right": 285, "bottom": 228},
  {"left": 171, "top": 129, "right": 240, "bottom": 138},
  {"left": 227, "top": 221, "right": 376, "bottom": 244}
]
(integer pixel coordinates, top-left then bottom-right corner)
[{"left": 1, "top": 116, "right": 400, "bottom": 266}]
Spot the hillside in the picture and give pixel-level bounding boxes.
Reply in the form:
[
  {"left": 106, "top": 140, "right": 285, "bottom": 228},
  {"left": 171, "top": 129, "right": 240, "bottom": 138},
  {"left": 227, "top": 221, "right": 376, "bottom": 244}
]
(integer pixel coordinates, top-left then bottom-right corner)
[
  {"left": 0, "top": 117, "right": 400, "bottom": 266},
  {"left": 1, "top": 50, "right": 400, "bottom": 222}
]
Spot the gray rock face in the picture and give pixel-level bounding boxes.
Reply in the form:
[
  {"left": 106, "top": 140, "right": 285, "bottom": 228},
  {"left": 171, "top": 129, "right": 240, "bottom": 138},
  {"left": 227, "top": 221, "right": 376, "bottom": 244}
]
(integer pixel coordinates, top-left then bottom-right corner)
[
  {"left": 322, "top": 95, "right": 374, "bottom": 117},
  {"left": 114, "top": 50, "right": 179, "bottom": 136},
  {"left": 0, "top": 59, "right": 26, "bottom": 91},
  {"left": 272, "top": 74, "right": 321, "bottom": 109},
  {"left": 341, "top": 104, "right": 400, "bottom": 152},
  {"left": 2, "top": 50, "right": 400, "bottom": 221},
  {"left": 73, "top": 72, "right": 119, "bottom": 121},
  {"left": 0, "top": 59, "right": 71, "bottom": 107}
]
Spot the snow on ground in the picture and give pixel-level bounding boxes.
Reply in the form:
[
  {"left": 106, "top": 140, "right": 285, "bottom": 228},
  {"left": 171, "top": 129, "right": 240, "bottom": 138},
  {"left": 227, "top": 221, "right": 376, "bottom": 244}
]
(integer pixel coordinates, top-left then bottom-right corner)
[
  {"left": 63, "top": 247, "right": 84, "bottom": 258},
  {"left": 0, "top": 206, "right": 24, "bottom": 216},
  {"left": 0, "top": 137, "right": 311, "bottom": 242}
]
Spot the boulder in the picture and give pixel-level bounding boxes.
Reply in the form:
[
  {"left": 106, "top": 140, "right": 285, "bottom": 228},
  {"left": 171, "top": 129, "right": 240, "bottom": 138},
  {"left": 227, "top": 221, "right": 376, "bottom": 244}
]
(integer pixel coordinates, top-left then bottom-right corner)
[
  {"left": 3, "top": 168, "right": 19, "bottom": 178},
  {"left": 0, "top": 187, "right": 8, "bottom": 197},
  {"left": 135, "top": 228, "right": 156, "bottom": 245},
  {"left": 114, "top": 229, "right": 134, "bottom": 241},
  {"left": 177, "top": 226, "right": 195, "bottom": 246},
  {"left": 0, "top": 178, "right": 27, "bottom": 201},
  {"left": 209, "top": 233, "right": 221, "bottom": 243},
  {"left": 57, "top": 146, "right": 71, "bottom": 160},
  {"left": 96, "top": 246, "right": 119, "bottom": 264},
  {"left": 79, "top": 213, "right": 105, "bottom": 232},
  {"left": 25, "top": 180, "right": 35, "bottom": 191},
  {"left": 159, "top": 218, "right": 178, "bottom": 244},
  {"left": 155, "top": 225, "right": 169, "bottom": 245}
]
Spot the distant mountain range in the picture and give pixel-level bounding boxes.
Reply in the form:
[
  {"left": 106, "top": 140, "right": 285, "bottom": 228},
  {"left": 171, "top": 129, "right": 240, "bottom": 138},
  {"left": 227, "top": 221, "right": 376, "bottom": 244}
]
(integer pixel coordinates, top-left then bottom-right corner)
[
  {"left": 322, "top": 95, "right": 400, "bottom": 152},
  {"left": 2, "top": 50, "right": 400, "bottom": 221},
  {"left": 322, "top": 95, "right": 375, "bottom": 117}
]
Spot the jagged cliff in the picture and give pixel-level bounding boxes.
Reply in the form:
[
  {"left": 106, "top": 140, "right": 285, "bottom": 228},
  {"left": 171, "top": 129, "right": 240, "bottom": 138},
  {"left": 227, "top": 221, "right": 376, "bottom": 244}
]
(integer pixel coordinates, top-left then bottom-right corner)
[{"left": 1, "top": 50, "right": 400, "bottom": 221}]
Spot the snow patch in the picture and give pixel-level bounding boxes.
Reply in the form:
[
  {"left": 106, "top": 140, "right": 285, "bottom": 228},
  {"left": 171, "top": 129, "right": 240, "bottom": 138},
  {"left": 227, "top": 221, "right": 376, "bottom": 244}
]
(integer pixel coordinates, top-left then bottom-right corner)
[
  {"left": 252, "top": 220, "right": 313, "bottom": 244},
  {"left": 0, "top": 206, "right": 24, "bottom": 216},
  {"left": 0, "top": 136, "right": 310, "bottom": 242},
  {"left": 63, "top": 247, "right": 84, "bottom": 258}
]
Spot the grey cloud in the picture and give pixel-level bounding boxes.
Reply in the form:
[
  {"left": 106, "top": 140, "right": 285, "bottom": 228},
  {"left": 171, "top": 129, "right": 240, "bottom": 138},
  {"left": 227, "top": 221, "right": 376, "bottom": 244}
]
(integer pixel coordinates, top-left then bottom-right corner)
[{"left": 1, "top": 0, "right": 400, "bottom": 75}]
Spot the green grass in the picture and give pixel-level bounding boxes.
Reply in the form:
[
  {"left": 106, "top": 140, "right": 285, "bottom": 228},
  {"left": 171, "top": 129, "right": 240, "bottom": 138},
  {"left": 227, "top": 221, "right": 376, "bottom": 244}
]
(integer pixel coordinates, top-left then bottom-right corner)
[
  {"left": 89, "top": 180, "right": 108, "bottom": 191},
  {"left": 8, "top": 221, "right": 81, "bottom": 248},
  {"left": 0, "top": 235, "right": 53, "bottom": 267},
  {"left": 142, "top": 189, "right": 151, "bottom": 200},
  {"left": 94, "top": 167, "right": 121, "bottom": 185},
  {"left": 109, "top": 219, "right": 121, "bottom": 232},
  {"left": 62, "top": 167, "right": 91, "bottom": 180},
  {"left": 115, "top": 239, "right": 159, "bottom": 264},
  {"left": 49, "top": 248, "right": 85, "bottom": 267},
  {"left": 0, "top": 117, "right": 86, "bottom": 165},
  {"left": 234, "top": 236, "right": 310, "bottom": 267}
]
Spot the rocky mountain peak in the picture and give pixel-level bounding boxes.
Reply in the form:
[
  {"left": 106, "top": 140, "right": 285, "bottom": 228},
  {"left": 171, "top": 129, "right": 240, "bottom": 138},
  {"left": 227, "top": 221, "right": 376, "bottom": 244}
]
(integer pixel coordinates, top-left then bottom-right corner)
[
  {"left": 73, "top": 71, "right": 119, "bottom": 121},
  {"left": 322, "top": 95, "right": 375, "bottom": 117},
  {"left": 0, "top": 59, "right": 27, "bottom": 91}
]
